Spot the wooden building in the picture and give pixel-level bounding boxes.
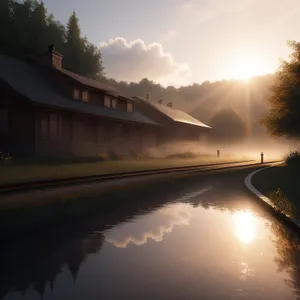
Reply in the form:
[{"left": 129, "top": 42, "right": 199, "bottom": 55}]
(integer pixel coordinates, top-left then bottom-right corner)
[
  {"left": 0, "top": 46, "right": 211, "bottom": 159},
  {"left": 0, "top": 47, "right": 160, "bottom": 158},
  {"left": 134, "top": 96, "right": 211, "bottom": 145}
]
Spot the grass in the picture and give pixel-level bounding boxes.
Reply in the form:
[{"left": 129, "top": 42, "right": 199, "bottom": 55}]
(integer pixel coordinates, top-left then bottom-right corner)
[
  {"left": 0, "top": 155, "right": 247, "bottom": 185},
  {"left": 252, "top": 164, "right": 300, "bottom": 218}
]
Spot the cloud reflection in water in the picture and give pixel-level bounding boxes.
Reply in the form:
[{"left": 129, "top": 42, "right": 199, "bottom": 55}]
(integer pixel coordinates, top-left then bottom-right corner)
[{"left": 105, "top": 203, "right": 193, "bottom": 248}]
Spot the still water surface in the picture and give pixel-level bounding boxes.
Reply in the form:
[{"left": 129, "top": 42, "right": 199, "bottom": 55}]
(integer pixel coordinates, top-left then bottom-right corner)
[{"left": 1, "top": 178, "right": 300, "bottom": 300}]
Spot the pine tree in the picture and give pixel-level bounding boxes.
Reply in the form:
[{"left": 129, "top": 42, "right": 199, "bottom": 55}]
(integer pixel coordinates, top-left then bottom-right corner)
[
  {"left": 64, "top": 11, "right": 84, "bottom": 74},
  {"left": 31, "top": 0, "right": 47, "bottom": 55},
  {"left": 0, "top": 0, "right": 13, "bottom": 54}
]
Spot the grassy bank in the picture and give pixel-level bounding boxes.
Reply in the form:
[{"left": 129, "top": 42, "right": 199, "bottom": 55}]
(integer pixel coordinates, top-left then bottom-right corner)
[
  {"left": 0, "top": 155, "right": 246, "bottom": 185},
  {"left": 252, "top": 164, "right": 300, "bottom": 217}
]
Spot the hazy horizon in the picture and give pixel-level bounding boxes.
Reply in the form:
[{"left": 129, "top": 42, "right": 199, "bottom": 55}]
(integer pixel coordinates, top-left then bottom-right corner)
[{"left": 42, "top": 0, "right": 300, "bottom": 87}]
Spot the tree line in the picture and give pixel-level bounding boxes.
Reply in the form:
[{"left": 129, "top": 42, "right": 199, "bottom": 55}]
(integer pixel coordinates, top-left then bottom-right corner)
[
  {"left": 1, "top": 0, "right": 295, "bottom": 144},
  {"left": 0, "top": 0, "right": 103, "bottom": 78}
]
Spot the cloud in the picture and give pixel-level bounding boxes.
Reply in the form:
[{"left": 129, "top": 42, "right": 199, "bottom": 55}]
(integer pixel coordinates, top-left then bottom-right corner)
[{"left": 100, "top": 37, "right": 192, "bottom": 87}]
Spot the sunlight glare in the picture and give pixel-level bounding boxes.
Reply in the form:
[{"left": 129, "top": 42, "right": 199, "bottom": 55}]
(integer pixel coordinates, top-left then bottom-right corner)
[
  {"left": 230, "top": 55, "right": 263, "bottom": 80},
  {"left": 233, "top": 211, "right": 256, "bottom": 244}
]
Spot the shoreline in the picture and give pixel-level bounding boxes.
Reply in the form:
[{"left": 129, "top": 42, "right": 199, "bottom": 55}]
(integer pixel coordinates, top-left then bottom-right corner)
[{"left": 244, "top": 164, "right": 300, "bottom": 234}]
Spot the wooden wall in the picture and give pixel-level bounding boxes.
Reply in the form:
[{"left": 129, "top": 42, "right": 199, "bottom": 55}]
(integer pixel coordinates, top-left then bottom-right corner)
[{"left": 34, "top": 107, "right": 159, "bottom": 158}]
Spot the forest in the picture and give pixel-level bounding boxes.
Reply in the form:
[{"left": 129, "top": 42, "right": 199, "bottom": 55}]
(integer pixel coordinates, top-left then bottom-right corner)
[{"left": 0, "top": 0, "right": 280, "bottom": 149}]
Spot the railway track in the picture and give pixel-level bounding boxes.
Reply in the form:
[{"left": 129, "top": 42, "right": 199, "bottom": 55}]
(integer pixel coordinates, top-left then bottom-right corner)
[{"left": 0, "top": 160, "right": 277, "bottom": 194}]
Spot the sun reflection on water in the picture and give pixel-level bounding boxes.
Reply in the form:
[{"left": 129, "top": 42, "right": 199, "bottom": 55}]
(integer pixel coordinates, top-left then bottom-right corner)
[{"left": 233, "top": 211, "right": 256, "bottom": 244}]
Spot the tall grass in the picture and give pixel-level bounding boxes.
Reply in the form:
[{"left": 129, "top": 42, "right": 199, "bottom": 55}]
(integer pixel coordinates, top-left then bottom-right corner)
[{"left": 268, "top": 188, "right": 296, "bottom": 218}]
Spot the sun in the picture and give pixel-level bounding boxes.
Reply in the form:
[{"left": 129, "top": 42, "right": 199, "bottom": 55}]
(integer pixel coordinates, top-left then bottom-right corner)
[{"left": 230, "top": 55, "right": 263, "bottom": 80}]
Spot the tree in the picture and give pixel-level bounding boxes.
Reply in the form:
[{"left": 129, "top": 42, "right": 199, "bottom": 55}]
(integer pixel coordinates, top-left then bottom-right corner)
[
  {"left": 11, "top": 0, "right": 34, "bottom": 56},
  {"left": 263, "top": 41, "right": 300, "bottom": 139},
  {"left": 0, "top": 0, "right": 14, "bottom": 54},
  {"left": 81, "top": 39, "right": 104, "bottom": 79},
  {"left": 208, "top": 109, "right": 248, "bottom": 144},
  {"left": 46, "top": 14, "right": 66, "bottom": 54},
  {"left": 30, "top": 1, "right": 47, "bottom": 55},
  {"left": 64, "top": 11, "right": 84, "bottom": 74}
]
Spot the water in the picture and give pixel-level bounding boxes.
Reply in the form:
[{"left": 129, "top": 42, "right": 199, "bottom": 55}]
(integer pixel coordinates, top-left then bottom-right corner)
[{"left": 1, "top": 175, "right": 300, "bottom": 300}]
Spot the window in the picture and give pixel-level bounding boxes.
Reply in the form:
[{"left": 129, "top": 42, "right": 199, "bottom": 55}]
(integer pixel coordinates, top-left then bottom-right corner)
[
  {"left": 104, "top": 95, "right": 111, "bottom": 108},
  {"left": 73, "top": 88, "right": 80, "bottom": 100},
  {"left": 112, "top": 98, "right": 117, "bottom": 109},
  {"left": 0, "top": 109, "right": 8, "bottom": 133},
  {"left": 127, "top": 103, "right": 134, "bottom": 113},
  {"left": 82, "top": 90, "right": 89, "bottom": 102}
]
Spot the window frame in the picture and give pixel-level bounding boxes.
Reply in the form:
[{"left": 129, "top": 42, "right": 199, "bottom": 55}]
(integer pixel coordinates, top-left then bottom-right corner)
[
  {"left": 111, "top": 98, "right": 117, "bottom": 109},
  {"left": 82, "top": 90, "right": 89, "bottom": 102},
  {"left": 73, "top": 88, "right": 80, "bottom": 100},
  {"left": 104, "top": 95, "right": 111, "bottom": 108},
  {"left": 127, "top": 102, "right": 134, "bottom": 113}
]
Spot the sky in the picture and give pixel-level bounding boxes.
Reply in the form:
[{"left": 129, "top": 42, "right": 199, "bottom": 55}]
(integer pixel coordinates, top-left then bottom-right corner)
[{"left": 43, "top": 0, "right": 300, "bottom": 86}]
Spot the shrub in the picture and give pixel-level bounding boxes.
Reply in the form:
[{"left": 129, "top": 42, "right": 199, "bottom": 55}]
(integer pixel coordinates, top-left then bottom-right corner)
[
  {"left": 268, "top": 188, "right": 296, "bottom": 217},
  {"left": 286, "top": 150, "right": 300, "bottom": 166},
  {"left": 0, "top": 152, "right": 12, "bottom": 165}
]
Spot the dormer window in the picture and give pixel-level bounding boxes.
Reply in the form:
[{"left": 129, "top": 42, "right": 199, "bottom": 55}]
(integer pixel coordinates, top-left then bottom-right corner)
[
  {"left": 112, "top": 98, "right": 117, "bottom": 109},
  {"left": 127, "top": 103, "right": 134, "bottom": 113},
  {"left": 82, "top": 90, "right": 89, "bottom": 102},
  {"left": 73, "top": 88, "right": 80, "bottom": 100},
  {"left": 104, "top": 95, "right": 111, "bottom": 108}
]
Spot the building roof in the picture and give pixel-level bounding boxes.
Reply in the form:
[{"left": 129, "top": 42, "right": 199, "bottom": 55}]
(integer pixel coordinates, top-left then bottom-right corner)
[
  {"left": 57, "top": 68, "right": 118, "bottom": 95},
  {"left": 135, "top": 97, "right": 212, "bottom": 129},
  {"left": 55, "top": 68, "right": 136, "bottom": 101},
  {"left": 0, "top": 54, "right": 158, "bottom": 126}
]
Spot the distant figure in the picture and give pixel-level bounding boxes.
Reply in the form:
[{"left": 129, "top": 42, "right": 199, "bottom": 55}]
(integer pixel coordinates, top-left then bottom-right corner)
[
  {"left": 261, "top": 152, "right": 264, "bottom": 164},
  {"left": 217, "top": 150, "right": 220, "bottom": 157}
]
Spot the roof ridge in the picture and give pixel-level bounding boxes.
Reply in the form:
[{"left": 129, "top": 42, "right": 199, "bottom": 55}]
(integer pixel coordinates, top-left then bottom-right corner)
[{"left": 135, "top": 96, "right": 211, "bottom": 129}]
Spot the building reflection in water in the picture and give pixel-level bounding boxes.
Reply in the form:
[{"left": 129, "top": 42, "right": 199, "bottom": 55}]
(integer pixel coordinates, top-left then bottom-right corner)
[{"left": 0, "top": 192, "right": 174, "bottom": 299}]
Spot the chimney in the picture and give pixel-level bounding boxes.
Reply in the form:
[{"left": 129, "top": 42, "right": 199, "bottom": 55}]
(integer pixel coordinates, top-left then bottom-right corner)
[
  {"left": 41, "top": 44, "right": 64, "bottom": 69},
  {"left": 145, "top": 93, "right": 152, "bottom": 101},
  {"left": 167, "top": 102, "right": 173, "bottom": 108},
  {"left": 158, "top": 98, "right": 164, "bottom": 104}
]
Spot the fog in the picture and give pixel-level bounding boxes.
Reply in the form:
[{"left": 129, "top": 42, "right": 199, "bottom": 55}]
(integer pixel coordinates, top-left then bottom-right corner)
[{"left": 146, "top": 136, "right": 292, "bottom": 162}]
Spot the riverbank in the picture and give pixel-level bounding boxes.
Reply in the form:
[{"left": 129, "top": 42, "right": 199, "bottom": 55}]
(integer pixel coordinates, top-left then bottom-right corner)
[
  {"left": 251, "top": 163, "right": 300, "bottom": 218},
  {"left": 0, "top": 164, "right": 263, "bottom": 241},
  {"left": 0, "top": 155, "right": 243, "bottom": 185}
]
